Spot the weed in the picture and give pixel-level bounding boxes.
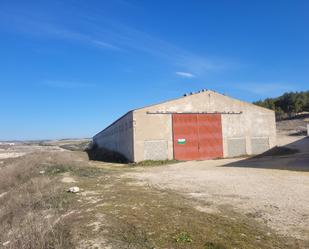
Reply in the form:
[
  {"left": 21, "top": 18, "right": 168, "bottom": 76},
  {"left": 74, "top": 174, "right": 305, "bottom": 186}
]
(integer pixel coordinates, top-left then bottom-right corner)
[
  {"left": 45, "top": 164, "right": 105, "bottom": 178},
  {"left": 204, "top": 241, "right": 226, "bottom": 249},
  {"left": 45, "top": 165, "right": 71, "bottom": 175},
  {"left": 174, "top": 232, "right": 193, "bottom": 243},
  {"left": 73, "top": 167, "right": 105, "bottom": 177},
  {"left": 130, "top": 159, "right": 180, "bottom": 167}
]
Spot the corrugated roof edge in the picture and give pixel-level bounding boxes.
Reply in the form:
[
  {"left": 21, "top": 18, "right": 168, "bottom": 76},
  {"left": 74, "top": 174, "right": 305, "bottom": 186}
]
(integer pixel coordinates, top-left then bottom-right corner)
[{"left": 93, "top": 110, "right": 133, "bottom": 139}]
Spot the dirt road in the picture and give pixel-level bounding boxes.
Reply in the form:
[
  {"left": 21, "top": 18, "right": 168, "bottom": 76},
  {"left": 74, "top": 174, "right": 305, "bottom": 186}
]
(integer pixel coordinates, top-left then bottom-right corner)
[{"left": 127, "top": 141, "right": 309, "bottom": 240}]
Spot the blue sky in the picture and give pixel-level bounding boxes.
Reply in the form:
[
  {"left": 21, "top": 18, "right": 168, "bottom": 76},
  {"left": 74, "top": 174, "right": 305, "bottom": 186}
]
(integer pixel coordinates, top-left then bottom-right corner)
[{"left": 0, "top": 0, "right": 308, "bottom": 140}]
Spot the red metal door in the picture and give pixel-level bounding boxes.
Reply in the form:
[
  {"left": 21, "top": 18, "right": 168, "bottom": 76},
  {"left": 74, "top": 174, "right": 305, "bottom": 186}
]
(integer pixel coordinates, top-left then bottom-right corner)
[
  {"left": 172, "top": 114, "right": 199, "bottom": 160},
  {"left": 172, "top": 114, "right": 223, "bottom": 160},
  {"left": 197, "top": 114, "right": 223, "bottom": 159}
]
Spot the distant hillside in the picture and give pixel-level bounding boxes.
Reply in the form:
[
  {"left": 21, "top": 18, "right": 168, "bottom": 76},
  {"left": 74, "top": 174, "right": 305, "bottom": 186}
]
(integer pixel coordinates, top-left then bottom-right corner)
[{"left": 253, "top": 91, "right": 309, "bottom": 120}]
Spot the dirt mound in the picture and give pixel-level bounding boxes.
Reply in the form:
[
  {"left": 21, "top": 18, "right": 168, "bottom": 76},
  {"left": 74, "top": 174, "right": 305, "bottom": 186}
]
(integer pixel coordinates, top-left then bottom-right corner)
[{"left": 277, "top": 116, "right": 308, "bottom": 136}]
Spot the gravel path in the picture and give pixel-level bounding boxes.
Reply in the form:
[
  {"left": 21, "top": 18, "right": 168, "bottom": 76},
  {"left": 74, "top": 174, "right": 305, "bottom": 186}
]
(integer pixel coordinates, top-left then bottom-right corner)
[{"left": 127, "top": 150, "right": 309, "bottom": 240}]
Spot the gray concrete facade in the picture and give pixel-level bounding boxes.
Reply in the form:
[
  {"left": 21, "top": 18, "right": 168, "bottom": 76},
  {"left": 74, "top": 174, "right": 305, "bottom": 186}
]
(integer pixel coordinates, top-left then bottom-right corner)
[
  {"left": 93, "top": 90, "right": 276, "bottom": 162},
  {"left": 93, "top": 111, "right": 134, "bottom": 162}
]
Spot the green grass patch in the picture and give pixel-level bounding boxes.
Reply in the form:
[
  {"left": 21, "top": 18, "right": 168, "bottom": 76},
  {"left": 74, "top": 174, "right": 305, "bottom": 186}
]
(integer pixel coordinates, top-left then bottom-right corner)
[
  {"left": 45, "top": 165, "right": 71, "bottom": 175},
  {"left": 45, "top": 165, "right": 106, "bottom": 178},
  {"left": 32, "top": 187, "right": 75, "bottom": 210},
  {"left": 130, "top": 159, "right": 180, "bottom": 167},
  {"left": 174, "top": 232, "right": 193, "bottom": 243}
]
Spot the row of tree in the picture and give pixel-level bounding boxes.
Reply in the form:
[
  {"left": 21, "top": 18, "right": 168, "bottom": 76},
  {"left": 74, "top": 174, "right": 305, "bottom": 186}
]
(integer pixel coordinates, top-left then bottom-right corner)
[{"left": 253, "top": 91, "right": 309, "bottom": 120}]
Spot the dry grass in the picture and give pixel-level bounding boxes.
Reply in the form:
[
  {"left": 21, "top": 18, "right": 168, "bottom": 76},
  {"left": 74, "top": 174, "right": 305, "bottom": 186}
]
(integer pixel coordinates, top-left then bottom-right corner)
[
  {"left": 1, "top": 148, "right": 308, "bottom": 248},
  {"left": 76, "top": 172, "right": 308, "bottom": 249},
  {"left": 0, "top": 156, "right": 39, "bottom": 192},
  {"left": 0, "top": 154, "right": 75, "bottom": 249},
  {"left": 130, "top": 159, "right": 180, "bottom": 167},
  {"left": 58, "top": 141, "right": 90, "bottom": 152}
]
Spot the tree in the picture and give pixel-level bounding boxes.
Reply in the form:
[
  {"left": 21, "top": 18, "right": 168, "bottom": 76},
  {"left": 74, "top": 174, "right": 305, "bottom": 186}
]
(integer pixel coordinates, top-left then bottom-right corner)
[{"left": 253, "top": 90, "right": 309, "bottom": 120}]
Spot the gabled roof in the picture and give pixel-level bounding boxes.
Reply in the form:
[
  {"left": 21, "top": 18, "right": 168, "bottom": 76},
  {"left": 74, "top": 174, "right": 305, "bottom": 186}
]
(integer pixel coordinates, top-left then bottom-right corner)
[
  {"left": 94, "top": 89, "right": 274, "bottom": 138},
  {"left": 134, "top": 89, "right": 274, "bottom": 113}
]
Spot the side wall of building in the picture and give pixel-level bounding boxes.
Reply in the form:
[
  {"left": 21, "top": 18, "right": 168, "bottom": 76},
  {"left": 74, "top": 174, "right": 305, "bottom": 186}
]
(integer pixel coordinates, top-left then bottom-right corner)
[
  {"left": 93, "top": 112, "right": 134, "bottom": 162},
  {"left": 133, "top": 91, "right": 276, "bottom": 162},
  {"left": 133, "top": 111, "right": 173, "bottom": 161}
]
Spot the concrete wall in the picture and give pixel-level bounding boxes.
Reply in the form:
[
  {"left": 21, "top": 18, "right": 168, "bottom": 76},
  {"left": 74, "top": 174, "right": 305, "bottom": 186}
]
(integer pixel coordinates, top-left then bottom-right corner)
[
  {"left": 93, "top": 111, "right": 134, "bottom": 162},
  {"left": 221, "top": 107, "right": 276, "bottom": 157},
  {"left": 133, "top": 111, "right": 173, "bottom": 161},
  {"left": 133, "top": 90, "right": 276, "bottom": 161}
]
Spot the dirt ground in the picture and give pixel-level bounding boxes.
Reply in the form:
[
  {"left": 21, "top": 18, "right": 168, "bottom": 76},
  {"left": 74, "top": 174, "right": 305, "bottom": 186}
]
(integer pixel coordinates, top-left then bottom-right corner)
[
  {"left": 126, "top": 131, "right": 309, "bottom": 241},
  {"left": 127, "top": 147, "right": 309, "bottom": 240},
  {"left": 1, "top": 131, "right": 309, "bottom": 248},
  {"left": 0, "top": 142, "right": 64, "bottom": 159}
]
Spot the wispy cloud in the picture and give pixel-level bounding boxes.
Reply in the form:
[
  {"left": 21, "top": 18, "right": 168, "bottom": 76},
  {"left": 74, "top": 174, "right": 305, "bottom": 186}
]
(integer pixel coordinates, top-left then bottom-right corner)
[
  {"left": 0, "top": 8, "right": 120, "bottom": 51},
  {"left": 42, "top": 80, "right": 95, "bottom": 89},
  {"left": 234, "top": 82, "right": 297, "bottom": 97},
  {"left": 102, "top": 24, "right": 231, "bottom": 74},
  {"left": 0, "top": 2, "right": 236, "bottom": 74},
  {"left": 91, "top": 39, "right": 120, "bottom": 50},
  {"left": 175, "top": 71, "right": 195, "bottom": 78}
]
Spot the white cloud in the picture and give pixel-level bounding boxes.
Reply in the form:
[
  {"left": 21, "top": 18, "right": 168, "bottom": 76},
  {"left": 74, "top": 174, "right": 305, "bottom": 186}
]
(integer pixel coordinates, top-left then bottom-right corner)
[{"left": 175, "top": 71, "right": 195, "bottom": 78}]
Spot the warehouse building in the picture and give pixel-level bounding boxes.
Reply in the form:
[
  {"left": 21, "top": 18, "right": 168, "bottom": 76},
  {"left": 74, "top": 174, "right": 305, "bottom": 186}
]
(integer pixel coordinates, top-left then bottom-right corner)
[{"left": 93, "top": 90, "right": 276, "bottom": 162}]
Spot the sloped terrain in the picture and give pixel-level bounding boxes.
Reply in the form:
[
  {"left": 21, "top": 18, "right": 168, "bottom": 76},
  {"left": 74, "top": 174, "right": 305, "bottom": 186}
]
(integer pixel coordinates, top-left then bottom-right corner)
[
  {"left": 276, "top": 115, "right": 309, "bottom": 136},
  {"left": 1, "top": 149, "right": 308, "bottom": 249},
  {"left": 0, "top": 119, "right": 308, "bottom": 248}
]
